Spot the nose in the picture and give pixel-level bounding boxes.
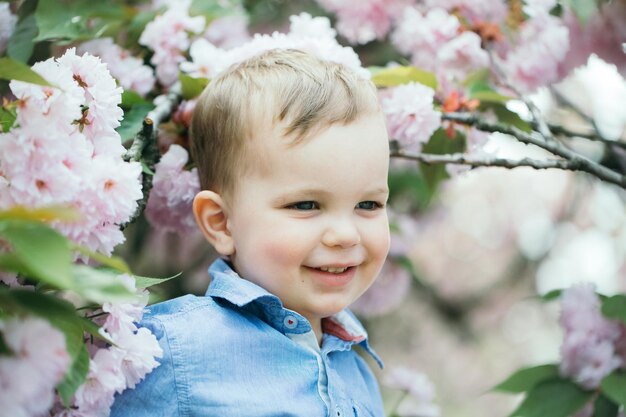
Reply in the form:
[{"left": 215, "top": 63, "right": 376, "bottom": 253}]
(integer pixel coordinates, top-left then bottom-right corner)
[{"left": 321, "top": 217, "right": 361, "bottom": 248}]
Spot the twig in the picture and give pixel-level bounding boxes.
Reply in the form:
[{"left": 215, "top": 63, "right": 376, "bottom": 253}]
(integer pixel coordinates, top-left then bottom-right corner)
[
  {"left": 440, "top": 112, "right": 626, "bottom": 188},
  {"left": 391, "top": 150, "right": 586, "bottom": 172}
]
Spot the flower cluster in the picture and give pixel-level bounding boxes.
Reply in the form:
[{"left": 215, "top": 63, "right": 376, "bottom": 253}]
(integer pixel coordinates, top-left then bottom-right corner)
[
  {"left": 78, "top": 38, "right": 156, "bottom": 96},
  {"left": 145, "top": 144, "right": 200, "bottom": 234},
  {"left": 392, "top": 7, "right": 489, "bottom": 86},
  {"left": 381, "top": 82, "right": 441, "bottom": 151},
  {"left": 314, "top": 0, "right": 412, "bottom": 45},
  {"left": 139, "top": 0, "right": 206, "bottom": 86},
  {"left": 0, "top": 317, "right": 70, "bottom": 417},
  {"left": 0, "top": 49, "right": 142, "bottom": 255},
  {"left": 181, "top": 12, "right": 369, "bottom": 80},
  {"left": 54, "top": 275, "right": 162, "bottom": 416},
  {"left": 559, "top": 284, "right": 625, "bottom": 389},
  {"left": 0, "top": 2, "right": 17, "bottom": 54}
]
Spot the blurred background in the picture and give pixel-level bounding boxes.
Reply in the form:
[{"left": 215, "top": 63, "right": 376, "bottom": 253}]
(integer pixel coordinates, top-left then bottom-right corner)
[{"left": 116, "top": 1, "right": 626, "bottom": 415}]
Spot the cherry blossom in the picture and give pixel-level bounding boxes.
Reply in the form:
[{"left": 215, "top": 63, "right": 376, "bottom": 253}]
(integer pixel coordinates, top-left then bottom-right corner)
[
  {"left": 145, "top": 144, "right": 200, "bottom": 234},
  {"left": 384, "top": 366, "right": 441, "bottom": 417},
  {"left": 79, "top": 38, "right": 156, "bottom": 96},
  {"left": 559, "top": 284, "right": 623, "bottom": 389},
  {"left": 0, "top": 317, "right": 70, "bottom": 417},
  {"left": 139, "top": 0, "right": 206, "bottom": 86},
  {"left": 381, "top": 82, "right": 441, "bottom": 151}
]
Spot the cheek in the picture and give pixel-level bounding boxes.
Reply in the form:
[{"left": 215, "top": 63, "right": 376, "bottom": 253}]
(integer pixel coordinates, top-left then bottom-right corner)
[{"left": 257, "top": 227, "right": 309, "bottom": 266}]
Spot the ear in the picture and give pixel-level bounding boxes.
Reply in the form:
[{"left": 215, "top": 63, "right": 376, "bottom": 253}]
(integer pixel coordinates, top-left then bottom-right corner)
[{"left": 193, "top": 190, "right": 235, "bottom": 256}]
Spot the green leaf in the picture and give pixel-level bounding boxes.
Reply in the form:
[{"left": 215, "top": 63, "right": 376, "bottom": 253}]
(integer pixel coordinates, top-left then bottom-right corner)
[
  {"left": 116, "top": 103, "right": 155, "bottom": 142},
  {"left": 482, "top": 103, "right": 532, "bottom": 133},
  {"left": 601, "top": 295, "right": 626, "bottom": 326},
  {"left": 57, "top": 342, "right": 89, "bottom": 406},
  {"left": 7, "top": 14, "right": 38, "bottom": 63},
  {"left": 541, "top": 289, "right": 563, "bottom": 301},
  {"left": 179, "top": 72, "right": 210, "bottom": 100},
  {"left": 493, "top": 364, "right": 559, "bottom": 393},
  {"left": 0, "top": 219, "right": 74, "bottom": 289},
  {"left": 34, "top": 0, "right": 124, "bottom": 42},
  {"left": 563, "top": 0, "right": 598, "bottom": 25},
  {"left": 0, "top": 205, "right": 80, "bottom": 222},
  {"left": 370, "top": 66, "right": 437, "bottom": 90},
  {"left": 509, "top": 379, "right": 593, "bottom": 417},
  {"left": 71, "top": 265, "right": 137, "bottom": 304},
  {"left": 470, "top": 90, "right": 513, "bottom": 104},
  {"left": 419, "top": 128, "right": 466, "bottom": 195},
  {"left": 594, "top": 394, "right": 619, "bottom": 417},
  {"left": 134, "top": 272, "right": 181, "bottom": 289},
  {"left": 388, "top": 168, "right": 431, "bottom": 210},
  {"left": 0, "top": 105, "right": 17, "bottom": 133},
  {"left": 0, "top": 57, "right": 53, "bottom": 86},
  {"left": 121, "top": 90, "right": 150, "bottom": 109},
  {"left": 601, "top": 372, "right": 626, "bottom": 407},
  {"left": 71, "top": 244, "right": 130, "bottom": 274}
]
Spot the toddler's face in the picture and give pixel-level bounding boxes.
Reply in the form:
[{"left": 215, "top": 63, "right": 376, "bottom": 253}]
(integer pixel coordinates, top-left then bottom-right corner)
[{"left": 226, "top": 114, "right": 390, "bottom": 329}]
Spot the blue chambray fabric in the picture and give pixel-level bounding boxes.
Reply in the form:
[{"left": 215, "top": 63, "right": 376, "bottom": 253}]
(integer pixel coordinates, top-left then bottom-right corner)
[{"left": 110, "top": 258, "right": 384, "bottom": 417}]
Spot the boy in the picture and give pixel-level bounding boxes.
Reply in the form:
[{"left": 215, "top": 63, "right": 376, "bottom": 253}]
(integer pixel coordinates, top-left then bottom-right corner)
[{"left": 111, "top": 49, "right": 390, "bottom": 417}]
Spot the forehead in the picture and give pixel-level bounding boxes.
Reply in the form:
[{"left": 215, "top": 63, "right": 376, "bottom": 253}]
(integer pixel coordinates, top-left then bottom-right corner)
[{"left": 240, "top": 114, "right": 390, "bottom": 193}]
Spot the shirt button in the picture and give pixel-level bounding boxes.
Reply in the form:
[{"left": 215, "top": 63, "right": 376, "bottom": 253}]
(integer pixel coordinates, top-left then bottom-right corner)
[{"left": 283, "top": 315, "right": 298, "bottom": 330}]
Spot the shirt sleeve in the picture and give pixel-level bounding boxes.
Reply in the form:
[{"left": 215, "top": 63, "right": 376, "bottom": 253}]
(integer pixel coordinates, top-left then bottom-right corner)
[{"left": 110, "top": 318, "right": 183, "bottom": 417}]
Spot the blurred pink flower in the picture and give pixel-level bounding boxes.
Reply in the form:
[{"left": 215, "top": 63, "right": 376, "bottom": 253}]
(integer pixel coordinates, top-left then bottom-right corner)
[
  {"left": 384, "top": 366, "right": 441, "bottom": 417},
  {"left": 145, "top": 144, "right": 200, "bottom": 234},
  {"left": 0, "top": 3, "right": 17, "bottom": 54},
  {"left": 0, "top": 317, "right": 70, "bottom": 417},
  {"left": 425, "top": 0, "right": 508, "bottom": 25},
  {"left": 139, "top": 0, "right": 206, "bottom": 86},
  {"left": 559, "top": 283, "right": 623, "bottom": 389},
  {"left": 315, "top": 0, "right": 412, "bottom": 44},
  {"left": 204, "top": 14, "right": 251, "bottom": 49},
  {"left": 351, "top": 259, "right": 412, "bottom": 317},
  {"left": 74, "top": 348, "right": 126, "bottom": 414},
  {"left": 501, "top": 12, "right": 570, "bottom": 93},
  {"left": 113, "top": 327, "right": 162, "bottom": 389},
  {"left": 79, "top": 38, "right": 156, "bottom": 96},
  {"left": 382, "top": 83, "right": 441, "bottom": 151},
  {"left": 438, "top": 31, "right": 489, "bottom": 81}
]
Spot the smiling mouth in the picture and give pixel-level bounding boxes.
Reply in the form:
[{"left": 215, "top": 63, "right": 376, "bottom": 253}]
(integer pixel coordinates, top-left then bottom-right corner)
[{"left": 308, "top": 265, "right": 355, "bottom": 274}]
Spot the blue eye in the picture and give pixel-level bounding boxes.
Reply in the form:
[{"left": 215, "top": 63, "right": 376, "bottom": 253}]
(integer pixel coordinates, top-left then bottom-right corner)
[
  {"left": 288, "top": 201, "right": 319, "bottom": 210},
  {"left": 356, "top": 201, "right": 383, "bottom": 210}
]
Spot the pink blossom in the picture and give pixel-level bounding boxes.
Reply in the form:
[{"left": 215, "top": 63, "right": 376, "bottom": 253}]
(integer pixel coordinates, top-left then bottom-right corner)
[
  {"left": 102, "top": 275, "right": 149, "bottom": 335},
  {"left": 79, "top": 38, "right": 156, "bottom": 96},
  {"left": 384, "top": 366, "right": 441, "bottom": 417},
  {"left": 0, "top": 3, "right": 17, "bottom": 54},
  {"left": 145, "top": 144, "right": 200, "bottom": 234},
  {"left": 0, "top": 317, "right": 70, "bottom": 417},
  {"left": 391, "top": 7, "right": 460, "bottom": 65},
  {"left": 351, "top": 259, "right": 412, "bottom": 317},
  {"left": 315, "top": 0, "right": 413, "bottom": 44},
  {"left": 182, "top": 13, "right": 369, "bottom": 80},
  {"left": 113, "top": 327, "right": 162, "bottom": 389},
  {"left": 382, "top": 83, "right": 441, "bottom": 151},
  {"left": 425, "top": 0, "right": 508, "bottom": 25},
  {"left": 139, "top": 0, "right": 206, "bottom": 86},
  {"left": 1, "top": 51, "right": 143, "bottom": 255},
  {"left": 74, "top": 348, "right": 126, "bottom": 415},
  {"left": 559, "top": 283, "right": 623, "bottom": 389},
  {"left": 438, "top": 31, "right": 489, "bottom": 81},
  {"left": 289, "top": 12, "right": 337, "bottom": 40},
  {"left": 502, "top": 12, "right": 570, "bottom": 93},
  {"left": 204, "top": 14, "right": 251, "bottom": 49}
]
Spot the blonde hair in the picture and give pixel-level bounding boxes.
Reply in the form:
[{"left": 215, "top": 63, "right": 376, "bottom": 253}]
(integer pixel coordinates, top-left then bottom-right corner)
[{"left": 190, "top": 48, "right": 381, "bottom": 196}]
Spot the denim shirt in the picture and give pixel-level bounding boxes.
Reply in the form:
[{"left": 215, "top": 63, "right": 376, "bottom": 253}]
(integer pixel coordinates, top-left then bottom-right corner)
[{"left": 111, "top": 259, "right": 384, "bottom": 417}]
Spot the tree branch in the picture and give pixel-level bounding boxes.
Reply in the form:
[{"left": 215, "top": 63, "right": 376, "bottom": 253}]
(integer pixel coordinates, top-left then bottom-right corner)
[
  {"left": 391, "top": 150, "right": 586, "bottom": 172},
  {"left": 121, "top": 89, "right": 182, "bottom": 229},
  {"left": 440, "top": 112, "right": 626, "bottom": 188}
]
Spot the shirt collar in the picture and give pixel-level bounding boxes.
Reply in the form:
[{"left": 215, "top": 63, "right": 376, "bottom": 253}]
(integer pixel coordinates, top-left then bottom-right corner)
[{"left": 205, "top": 258, "right": 383, "bottom": 368}]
